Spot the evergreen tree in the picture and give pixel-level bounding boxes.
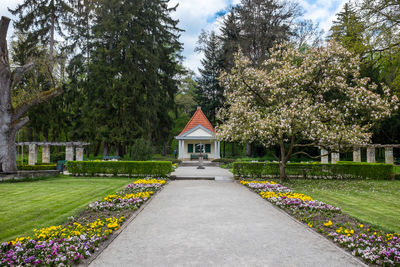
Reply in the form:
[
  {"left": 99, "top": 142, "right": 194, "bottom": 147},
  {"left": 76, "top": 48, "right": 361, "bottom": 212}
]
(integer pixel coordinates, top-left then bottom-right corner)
[
  {"left": 195, "top": 31, "right": 224, "bottom": 124},
  {"left": 8, "top": 0, "right": 72, "bottom": 63},
  {"left": 235, "top": 0, "right": 301, "bottom": 64},
  {"left": 85, "top": 0, "right": 182, "bottom": 156},
  {"left": 329, "top": 3, "right": 368, "bottom": 55}
]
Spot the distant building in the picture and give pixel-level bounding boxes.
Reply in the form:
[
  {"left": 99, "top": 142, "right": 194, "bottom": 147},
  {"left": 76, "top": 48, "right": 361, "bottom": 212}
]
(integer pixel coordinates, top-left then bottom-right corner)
[{"left": 175, "top": 107, "right": 221, "bottom": 160}]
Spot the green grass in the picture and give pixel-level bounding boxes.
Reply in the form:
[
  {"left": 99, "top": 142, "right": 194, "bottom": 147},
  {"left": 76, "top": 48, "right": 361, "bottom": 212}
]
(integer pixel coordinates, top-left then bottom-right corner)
[
  {"left": 0, "top": 175, "right": 133, "bottom": 242},
  {"left": 281, "top": 179, "right": 400, "bottom": 233}
]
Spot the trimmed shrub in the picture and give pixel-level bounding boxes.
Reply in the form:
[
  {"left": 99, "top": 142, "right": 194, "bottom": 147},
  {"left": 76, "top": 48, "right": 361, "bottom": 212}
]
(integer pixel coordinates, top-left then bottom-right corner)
[
  {"left": 233, "top": 162, "right": 393, "bottom": 180},
  {"left": 18, "top": 164, "right": 57, "bottom": 171},
  {"left": 212, "top": 158, "right": 235, "bottom": 164},
  {"left": 67, "top": 161, "right": 172, "bottom": 177}
]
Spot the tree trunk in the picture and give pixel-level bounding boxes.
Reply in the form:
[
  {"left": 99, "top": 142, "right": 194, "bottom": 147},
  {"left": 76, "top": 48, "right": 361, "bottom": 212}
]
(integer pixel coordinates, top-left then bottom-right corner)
[
  {"left": 0, "top": 16, "right": 60, "bottom": 172},
  {"left": 0, "top": 130, "right": 17, "bottom": 172},
  {"left": 279, "top": 162, "right": 288, "bottom": 182},
  {"left": 49, "top": 0, "right": 55, "bottom": 65},
  {"left": 93, "top": 141, "right": 100, "bottom": 156},
  {"left": 246, "top": 142, "right": 252, "bottom": 157},
  {"left": 102, "top": 142, "right": 109, "bottom": 157},
  {"left": 162, "top": 141, "right": 166, "bottom": 156}
]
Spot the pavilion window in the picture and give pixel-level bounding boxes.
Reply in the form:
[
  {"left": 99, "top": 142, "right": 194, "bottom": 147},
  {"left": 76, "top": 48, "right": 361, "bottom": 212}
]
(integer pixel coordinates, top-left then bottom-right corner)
[
  {"left": 188, "top": 144, "right": 193, "bottom": 153},
  {"left": 205, "top": 144, "right": 211, "bottom": 153}
]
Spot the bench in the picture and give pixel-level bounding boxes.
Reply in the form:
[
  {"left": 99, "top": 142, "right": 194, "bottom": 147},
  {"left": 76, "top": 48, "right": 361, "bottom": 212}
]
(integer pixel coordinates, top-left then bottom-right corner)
[
  {"left": 190, "top": 154, "right": 208, "bottom": 160},
  {"left": 102, "top": 156, "right": 121, "bottom": 161}
]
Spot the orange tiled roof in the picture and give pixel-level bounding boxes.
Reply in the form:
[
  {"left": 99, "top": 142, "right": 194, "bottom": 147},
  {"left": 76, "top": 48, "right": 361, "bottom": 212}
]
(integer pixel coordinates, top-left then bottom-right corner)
[{"left": 179, "top": 107, "right": 215, "bottom": 136}]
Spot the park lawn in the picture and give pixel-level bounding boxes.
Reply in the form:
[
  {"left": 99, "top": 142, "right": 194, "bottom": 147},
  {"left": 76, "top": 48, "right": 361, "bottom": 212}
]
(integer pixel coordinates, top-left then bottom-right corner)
[
  {"left": 281, "top": 179, "right": 400, "bottom": 233},
  {"left": 0, "top": 175, "right": 133, "bottom": 242}
]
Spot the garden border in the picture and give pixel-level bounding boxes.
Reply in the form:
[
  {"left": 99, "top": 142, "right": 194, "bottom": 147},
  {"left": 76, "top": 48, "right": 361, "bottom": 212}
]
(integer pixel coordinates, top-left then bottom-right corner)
[
  {"left": 78, "top": 180, "right": 170, "bottom": 266},
  {"left": 235, "top": 180, "right": 368, "bottom": 267}
]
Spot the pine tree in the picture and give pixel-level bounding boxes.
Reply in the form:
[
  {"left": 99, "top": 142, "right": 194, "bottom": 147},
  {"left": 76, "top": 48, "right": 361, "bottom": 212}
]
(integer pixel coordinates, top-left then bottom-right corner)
[
  {"left": 8, "top": 0, "right": 72, "bottom": 63},
  {"left": 195, "top": 31, "right": 224, "bottom": 124},
  {"left": 329, "top": 3, "right": 368, "bottom": 55},
  {"left": 235, "top": 0, "right": 300, "bottom": 64}
]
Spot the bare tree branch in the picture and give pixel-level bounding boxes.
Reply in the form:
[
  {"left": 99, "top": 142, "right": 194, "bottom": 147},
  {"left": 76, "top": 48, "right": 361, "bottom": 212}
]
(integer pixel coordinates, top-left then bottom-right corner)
[
  {"left": 11, "top": 62, "right": 35, "bottom": 88},
  {"left": 12, "top": 87, "right": 62, "bottom": 121},
  {"left": 11, "top": 116, "right": 29, "bottom": 135}
]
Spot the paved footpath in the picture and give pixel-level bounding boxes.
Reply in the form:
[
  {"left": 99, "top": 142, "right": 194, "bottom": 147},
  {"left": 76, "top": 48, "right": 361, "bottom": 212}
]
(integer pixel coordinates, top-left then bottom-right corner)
[{"left": 90, "top": 180, "right": 365, "bottom": 267}]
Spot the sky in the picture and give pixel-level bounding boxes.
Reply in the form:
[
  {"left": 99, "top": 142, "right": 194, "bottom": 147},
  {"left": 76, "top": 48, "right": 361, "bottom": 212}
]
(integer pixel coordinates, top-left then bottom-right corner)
[{"left": 1, "top": 0, "right": 346, "bottom": 74}]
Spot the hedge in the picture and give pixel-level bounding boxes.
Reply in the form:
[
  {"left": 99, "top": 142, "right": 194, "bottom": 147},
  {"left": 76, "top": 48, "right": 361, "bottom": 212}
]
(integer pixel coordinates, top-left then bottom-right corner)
[
  {"left": 17, "top": 164, "right": 57, "bottom": 171},
  {"left": 67, "top": 161, "right": 173, "bottom": 177},
  {"left": 233, "top": 162, "right": 393, "bottom": 180}
]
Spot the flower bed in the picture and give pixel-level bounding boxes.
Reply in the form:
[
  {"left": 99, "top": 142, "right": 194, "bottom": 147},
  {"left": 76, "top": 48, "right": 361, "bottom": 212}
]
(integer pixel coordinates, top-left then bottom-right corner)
[
  {"left": 0, "top": 178, "right": 167, "bottom": 266},
  {"left": 240, "top": 179, "right": 400, "bottom": 266}
]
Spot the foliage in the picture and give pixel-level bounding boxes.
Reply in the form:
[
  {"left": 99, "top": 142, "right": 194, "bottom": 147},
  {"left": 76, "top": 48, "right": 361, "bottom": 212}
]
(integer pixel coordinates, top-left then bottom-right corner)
[
  {"left": 211, "top": 158, "right": 235, "bottom": 164},
  {"left": 195, "top": 31, "right": 224, "bottom": 124},
  {"left": 17, "top": 164, "right": 57, "bottom": 171},
  {"left": 233, "top": 162, "right": 393, "bottom": 180},
  {"left": 131, "top": 138, "right": 153, "bottom": 161},
  {"left": 67, "top": 161, "right": 173, "bottom": 177},
  {"left": 217, "top": 41, "right": 398, "bottom": 180}
]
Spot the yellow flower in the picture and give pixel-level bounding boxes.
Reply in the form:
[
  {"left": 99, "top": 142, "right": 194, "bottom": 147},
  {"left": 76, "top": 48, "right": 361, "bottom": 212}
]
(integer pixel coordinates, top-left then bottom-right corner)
[
  {"left": 359, "top": 224, "right": 364, "bottom": 228},
  {"left": 308, "top": 223, "right": 313, "bottom": 228},
  {"left": 323, "top": 220, "right": 332, "bottom": 227}
]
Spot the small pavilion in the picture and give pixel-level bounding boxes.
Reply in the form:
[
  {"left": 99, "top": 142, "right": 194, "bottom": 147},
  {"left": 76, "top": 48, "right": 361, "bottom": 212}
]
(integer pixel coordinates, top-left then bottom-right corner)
[{"left": 176, "top": 107, "right": 221, "bottom": 160}]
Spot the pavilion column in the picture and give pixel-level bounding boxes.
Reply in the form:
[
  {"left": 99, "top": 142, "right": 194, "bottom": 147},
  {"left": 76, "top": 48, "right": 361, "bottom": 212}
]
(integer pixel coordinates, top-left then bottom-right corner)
[
  {"left": 320, "top": 148, "right": 328, "bottom": 163},
  {"left": 331, "top": 152, "right": 340, "bottom": 164},
  {"left": 385, "top": 147, "right": 394, "bottom": 164},
  {"left": 353, "top": 147, "right": 361, "bottom": 162},
  {"left": 76, "top": 147, "right": 84, "bottom": 161},
  {"left": 216, "top": 141, "right": 221, "bottom": 159},
  {"left": 28, "top": 144, "right": 38, "bottom": 165},
  {"left": 214, "top": 140, "right": 217, "bottom": 159},
  {"left": 181, "top": 140, "right": 185, "bottom": 159},
  {"left": 66, "top": 146, "right": 74, "bottom": 161},
  {"left": 177, "top": 140, "right": 181, "bottom": 159},
  {"left": 42, "top": 145, "right": 50, "bottom": 163},
  {"left": 367, "top": 147, "right": 376, "bottom": 163}
]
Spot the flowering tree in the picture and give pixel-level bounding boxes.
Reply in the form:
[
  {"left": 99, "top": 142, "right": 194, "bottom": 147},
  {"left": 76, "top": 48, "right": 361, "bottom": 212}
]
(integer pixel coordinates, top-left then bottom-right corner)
[{"left": 217, "top": 41, "right": 398, "bottom": 181}]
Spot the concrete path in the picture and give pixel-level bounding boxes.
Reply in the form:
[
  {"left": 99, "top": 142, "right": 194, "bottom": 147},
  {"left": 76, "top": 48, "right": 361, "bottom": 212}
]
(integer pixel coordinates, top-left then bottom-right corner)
[
  {"left": 90, "top": 181, "right": 364, "bottom": 267},
  {"left": 171, "top": 166, "right": 234, "bottom": 181}
]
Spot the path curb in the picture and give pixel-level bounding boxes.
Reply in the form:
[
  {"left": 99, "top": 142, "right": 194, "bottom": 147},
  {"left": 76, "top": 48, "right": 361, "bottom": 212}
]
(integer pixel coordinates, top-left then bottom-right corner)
[
  {"left": 236, "top": 180, "right": 367, "bottom": 267},
  {"left": 79, "top": 180, "right": 170, "bottom": 267}
]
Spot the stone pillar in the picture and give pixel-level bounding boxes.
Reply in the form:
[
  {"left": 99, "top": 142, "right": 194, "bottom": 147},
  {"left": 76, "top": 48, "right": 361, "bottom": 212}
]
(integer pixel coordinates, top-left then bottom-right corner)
[
  {"left": 66, "top": 146, "right": 74, "bottom": 161},
  {"left": 76, "top": 147, "right": 84, "bottom": 161},
  {"left": 321, "top": 148, "right": 329, "bottom": 163},
  {"left": 331, "top": 152, "right": 340, "bottom": 164},
  {"left": 28, "top": 144, "right": 38, "bottom": 165},
  {"left": 353, "top": 147, "right": 361, "bottom": 162},
  {"left": 385, "top": 147, "right": 394, "bottom": 164},
  {"left": 42, "top": 145, "right": 50, "bottom": 163},
  {"left": 367, "top": 147, "right": 376, "bottom": 163}
]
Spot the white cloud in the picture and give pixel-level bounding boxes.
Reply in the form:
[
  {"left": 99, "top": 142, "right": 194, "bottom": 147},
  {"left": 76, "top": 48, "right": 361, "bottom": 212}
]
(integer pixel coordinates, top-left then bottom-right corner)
[
  {"left": 174, "top": 0, "right": 347, "bottom": 74},
  {"left": 2, "top": 0, "right": 347, "bottom": 75}
]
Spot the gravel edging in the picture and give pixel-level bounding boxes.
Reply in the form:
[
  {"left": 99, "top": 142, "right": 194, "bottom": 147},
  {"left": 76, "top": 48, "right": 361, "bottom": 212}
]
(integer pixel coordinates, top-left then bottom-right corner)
[
  {"left": 77, "top": 180, "right": 170, "bottom": 267},
  {"left": 235, "top": 180, "right": 368, "bottom": 267}
]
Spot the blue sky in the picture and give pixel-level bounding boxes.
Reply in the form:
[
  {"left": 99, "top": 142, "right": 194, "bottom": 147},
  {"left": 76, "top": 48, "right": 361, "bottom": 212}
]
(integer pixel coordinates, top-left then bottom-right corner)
[{"left": 1, "top": 0, "right": 346, "bottom": 73}]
